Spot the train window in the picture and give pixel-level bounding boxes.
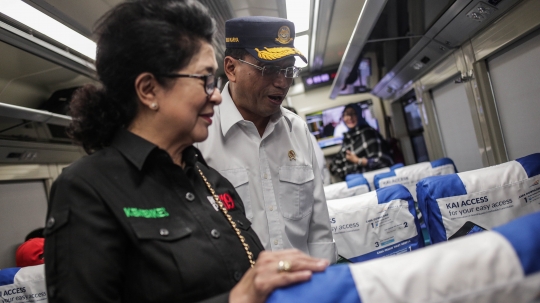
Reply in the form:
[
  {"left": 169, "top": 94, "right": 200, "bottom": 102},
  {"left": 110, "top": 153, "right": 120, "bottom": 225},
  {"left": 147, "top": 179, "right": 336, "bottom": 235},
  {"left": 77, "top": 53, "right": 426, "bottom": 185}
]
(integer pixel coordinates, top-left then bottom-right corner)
[
  {"left": 488, "top": 29, "right": 540, "bottom": 160},
  {"left": 431, "top": 79, "right": 484, "bottom": 172},
  {"left": 0, "top": 180, "right": 48, "bottom": 269}
]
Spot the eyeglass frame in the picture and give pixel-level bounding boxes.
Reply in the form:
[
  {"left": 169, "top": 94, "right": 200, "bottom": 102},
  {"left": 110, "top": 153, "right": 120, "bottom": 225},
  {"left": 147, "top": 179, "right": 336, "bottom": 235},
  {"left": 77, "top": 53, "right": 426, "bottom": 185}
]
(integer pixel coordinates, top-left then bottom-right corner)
[
  {"left": 234, "top": 58, "right": 302, "bottom": 79},
  {"left": 159, "top": 73, "right": 222, "bottom": 96}
]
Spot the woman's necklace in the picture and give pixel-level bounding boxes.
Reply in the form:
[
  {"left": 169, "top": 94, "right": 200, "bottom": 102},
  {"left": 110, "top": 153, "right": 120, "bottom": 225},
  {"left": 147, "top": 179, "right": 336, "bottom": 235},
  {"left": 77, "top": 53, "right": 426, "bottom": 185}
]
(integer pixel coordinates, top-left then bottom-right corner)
[{"left": 196, "top": 166, "right": 256, "bottom": 268}]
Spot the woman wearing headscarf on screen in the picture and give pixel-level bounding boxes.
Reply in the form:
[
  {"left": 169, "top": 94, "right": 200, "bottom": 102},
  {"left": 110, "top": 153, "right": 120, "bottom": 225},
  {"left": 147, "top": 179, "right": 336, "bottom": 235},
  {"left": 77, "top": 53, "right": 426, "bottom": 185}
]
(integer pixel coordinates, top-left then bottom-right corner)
[{"left": 329, "top": 103, "right": 393, "bottom": 180}]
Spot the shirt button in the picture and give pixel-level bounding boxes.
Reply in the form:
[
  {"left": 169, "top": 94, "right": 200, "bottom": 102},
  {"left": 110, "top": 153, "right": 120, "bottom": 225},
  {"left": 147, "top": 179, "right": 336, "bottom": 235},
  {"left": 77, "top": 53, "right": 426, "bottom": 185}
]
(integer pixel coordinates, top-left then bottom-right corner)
[
  {"left": 269, "top": 206, "right": 274, "bottom": 211},
  {"left": 160, "top": 228, "right": 169, "bottom": 236},
  {"left": 211, "top": 229, "right": 220, "bottom": 239},
  {"left": 234, "top": 271, "right": 243, "bottom": 281},
  {"left": 46, "top": 217, "right": 55, "bottom": 228},
  {"left": 186, "top": 192, "right": 195, "bottom": 201},
  {"left": 274, "top": 239, "right": 278, "bottom": 245},
  {"left": 49, "top": 285, "right": 56, "bottom": 298}
]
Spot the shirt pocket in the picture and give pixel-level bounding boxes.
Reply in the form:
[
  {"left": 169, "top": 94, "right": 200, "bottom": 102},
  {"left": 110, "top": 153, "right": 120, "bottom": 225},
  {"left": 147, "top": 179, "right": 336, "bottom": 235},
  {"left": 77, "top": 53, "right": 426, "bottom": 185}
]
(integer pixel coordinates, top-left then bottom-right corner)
[
  {"left": 130, "top": 220, "right": 192, "bottom": 242},
  {"left": 219, "top": 168, "right": 252, "bottom": 221},
  {"left": 278, "top": 165, "right": 315, "bottom": 220}
]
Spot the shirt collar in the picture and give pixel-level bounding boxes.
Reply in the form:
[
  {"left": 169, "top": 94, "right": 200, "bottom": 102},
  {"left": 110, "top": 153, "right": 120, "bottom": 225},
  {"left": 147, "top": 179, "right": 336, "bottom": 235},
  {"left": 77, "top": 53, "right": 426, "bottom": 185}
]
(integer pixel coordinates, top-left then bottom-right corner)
[
  {"left": 220, "top": 82, "right": 293, "bottom": 136},
  {"left": 110, "top": 129, "right": 157, "bottom": 171},
  {"left": 220, "top": 83, "right": 246, "bottom": 137},
  {"left": 110, "top": 129, "right": 204, "bottom": 170}
]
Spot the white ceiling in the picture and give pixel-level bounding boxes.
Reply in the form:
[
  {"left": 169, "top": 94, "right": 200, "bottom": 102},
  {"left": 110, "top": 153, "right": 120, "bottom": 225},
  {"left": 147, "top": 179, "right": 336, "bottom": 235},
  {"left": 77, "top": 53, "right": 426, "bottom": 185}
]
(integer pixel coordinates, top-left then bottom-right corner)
[
  {"left": 323, "top": 0, "right": 365, "bottom": 68},
  {"left": 31, "top": 0, "right": 357, "bottom": 71},
  {"left": 0, "top": 0, "right": 360, "bottom": 109},
  {"left": 229, "top": 0, "right": 280, "bottom": 17},
  {"left": 38, "top": 0, "right": 122, "bottom": 37}
]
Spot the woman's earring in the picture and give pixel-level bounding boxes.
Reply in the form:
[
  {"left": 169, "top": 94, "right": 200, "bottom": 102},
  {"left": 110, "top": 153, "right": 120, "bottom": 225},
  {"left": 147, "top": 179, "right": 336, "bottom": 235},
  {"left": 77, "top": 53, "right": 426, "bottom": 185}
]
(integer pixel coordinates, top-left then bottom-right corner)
[{"left": 150, "top": 103, "right": 158, "bottom": 110}]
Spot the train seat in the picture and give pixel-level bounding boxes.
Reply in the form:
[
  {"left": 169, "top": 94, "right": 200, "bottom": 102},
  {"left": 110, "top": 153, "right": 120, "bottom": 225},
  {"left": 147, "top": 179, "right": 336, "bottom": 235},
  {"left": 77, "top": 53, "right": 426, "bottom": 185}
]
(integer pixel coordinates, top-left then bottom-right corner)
[
  {"left": 324, "top": 175, "right": 370, "bottom": 200},
  {"left": 417, "top": 153, "right": 540, "bottom": 244},
  {"left": 327, "top": 184, "right": 423, "bottom": 263},
  {"left": 373, "top": 158, "right": 457, "bottom": 200},
  {"left": 267, "top": 211, "right": 540, "bottom": 303},
  {"left": 0, "top": 264, "right": 47, "bottom": 302},
  {"left": 345, "top": 163, "right": 404, "bottom": 191}
]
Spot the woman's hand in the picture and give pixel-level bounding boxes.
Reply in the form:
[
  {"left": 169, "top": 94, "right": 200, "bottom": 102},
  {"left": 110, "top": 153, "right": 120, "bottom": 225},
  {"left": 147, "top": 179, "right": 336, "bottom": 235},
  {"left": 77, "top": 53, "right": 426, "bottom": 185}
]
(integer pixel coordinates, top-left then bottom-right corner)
[
  {"left": 229, "top": 249, "right": 329, "bottom": 303},
  {"left": 345, "top": 150, "right": 367, "bottom": 166}
]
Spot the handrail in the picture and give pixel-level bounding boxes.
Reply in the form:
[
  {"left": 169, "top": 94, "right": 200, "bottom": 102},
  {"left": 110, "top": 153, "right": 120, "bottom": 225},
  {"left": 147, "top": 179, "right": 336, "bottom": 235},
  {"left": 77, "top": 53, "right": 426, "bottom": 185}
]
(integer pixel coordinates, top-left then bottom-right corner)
[{"left": 0, "top": 102, "right": 71, "bottom": 127}]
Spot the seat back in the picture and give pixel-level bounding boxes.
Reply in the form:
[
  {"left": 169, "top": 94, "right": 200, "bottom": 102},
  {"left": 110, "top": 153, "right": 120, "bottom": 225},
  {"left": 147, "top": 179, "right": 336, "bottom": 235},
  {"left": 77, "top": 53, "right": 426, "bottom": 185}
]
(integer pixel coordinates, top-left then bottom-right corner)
[
  {"left": 327, "top": 184, "right": 423, "bottom": 262},
  {"left": 345, "top": 163, "right": 404, "bottom": 190},
  {"left": 0, "top": 264, "right": 47, "bottom": 302},
  {"left": 374, "top": 158, "right": 457, "bottom": 200},
  {"left": 267, "top": 211, "right": 540, "bottom": 303},
  {"left": 417, "top": 153, "right": 540, "bottom": 244},
  {"left": 324, "top": 176, "right": 370, "bottom": 200}
]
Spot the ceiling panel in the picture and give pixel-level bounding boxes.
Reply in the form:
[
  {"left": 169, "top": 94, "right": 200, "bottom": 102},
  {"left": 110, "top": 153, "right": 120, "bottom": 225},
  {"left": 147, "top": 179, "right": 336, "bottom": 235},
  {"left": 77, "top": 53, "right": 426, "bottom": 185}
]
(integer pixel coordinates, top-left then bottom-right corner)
[
  {"left": 36, "top": 0, "right": 121, "bottom": 39},
  {"left": 230, "top": 0, "right": 278, "bottom": 10},
  {"left": 323, "top": 0, "right": 365, "bottom": 67}
]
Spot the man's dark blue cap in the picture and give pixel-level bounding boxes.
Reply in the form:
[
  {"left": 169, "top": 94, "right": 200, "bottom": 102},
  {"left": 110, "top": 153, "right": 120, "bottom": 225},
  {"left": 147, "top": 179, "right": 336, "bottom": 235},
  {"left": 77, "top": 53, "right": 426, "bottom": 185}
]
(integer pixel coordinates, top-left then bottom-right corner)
[{"left": 225, "top": 16, "right": 307, "bottom": 63}]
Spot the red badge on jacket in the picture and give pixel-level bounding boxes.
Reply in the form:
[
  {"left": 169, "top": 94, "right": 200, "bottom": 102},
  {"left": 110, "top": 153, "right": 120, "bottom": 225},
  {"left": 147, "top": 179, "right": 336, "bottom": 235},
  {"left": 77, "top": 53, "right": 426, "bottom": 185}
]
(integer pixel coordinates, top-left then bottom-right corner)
[{"left": 219, "top": 193, "right": 235, "bottom": 210}]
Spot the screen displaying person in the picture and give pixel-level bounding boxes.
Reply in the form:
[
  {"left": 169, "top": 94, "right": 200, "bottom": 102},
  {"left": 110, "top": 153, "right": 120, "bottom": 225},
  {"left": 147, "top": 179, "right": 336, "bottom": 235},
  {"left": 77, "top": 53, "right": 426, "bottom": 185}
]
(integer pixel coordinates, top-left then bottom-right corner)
[
  {"left": 330, "top": 103, "right": 393, "bottom": 180},
  {"left": 196, "top": 16, "right": 336, "bottom": 263}
]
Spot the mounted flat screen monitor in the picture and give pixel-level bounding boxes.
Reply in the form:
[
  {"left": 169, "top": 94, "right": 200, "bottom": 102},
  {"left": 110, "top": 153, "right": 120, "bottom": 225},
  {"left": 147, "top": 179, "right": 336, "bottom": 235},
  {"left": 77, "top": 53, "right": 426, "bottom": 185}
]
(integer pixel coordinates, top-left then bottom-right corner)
[
  {"left": 305, "top": 100, "right": 379, "bottom": 149},
  {"left": 338, "top": 58, "right": 372, "bottom": 95}
]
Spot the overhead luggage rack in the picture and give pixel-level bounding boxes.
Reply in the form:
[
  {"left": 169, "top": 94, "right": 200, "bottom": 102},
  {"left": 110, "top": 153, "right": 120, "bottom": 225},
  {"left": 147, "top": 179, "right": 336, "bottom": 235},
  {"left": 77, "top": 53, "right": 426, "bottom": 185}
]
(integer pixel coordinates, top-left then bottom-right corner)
[{"left": 0, "top": 102, "right": 84, "bottom": 164}]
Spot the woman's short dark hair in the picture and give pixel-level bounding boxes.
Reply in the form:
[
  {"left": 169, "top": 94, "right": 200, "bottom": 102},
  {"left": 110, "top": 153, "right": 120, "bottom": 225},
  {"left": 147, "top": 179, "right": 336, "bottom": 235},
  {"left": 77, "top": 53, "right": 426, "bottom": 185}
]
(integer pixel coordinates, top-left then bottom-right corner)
[{"left": 68, "top": 0, "right": 216, "bottom": 153}]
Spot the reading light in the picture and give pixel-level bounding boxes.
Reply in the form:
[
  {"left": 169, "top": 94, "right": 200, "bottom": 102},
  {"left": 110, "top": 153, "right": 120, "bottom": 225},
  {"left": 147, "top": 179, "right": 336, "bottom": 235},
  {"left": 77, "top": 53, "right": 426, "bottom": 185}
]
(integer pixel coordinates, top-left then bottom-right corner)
[{"left": 0, "top": 0, "right": 96, "bottom": 60}]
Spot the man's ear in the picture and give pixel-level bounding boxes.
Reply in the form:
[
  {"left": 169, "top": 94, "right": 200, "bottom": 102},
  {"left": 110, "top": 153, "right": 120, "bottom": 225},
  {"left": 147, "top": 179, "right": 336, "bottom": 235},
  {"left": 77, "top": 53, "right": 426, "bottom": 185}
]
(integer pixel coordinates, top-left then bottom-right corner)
[
  {"left": 134, "top": 73, "right": 159, "bottom": 109},
  {"left": 224, "top": 56, "right": 237, "bottom": 83}
]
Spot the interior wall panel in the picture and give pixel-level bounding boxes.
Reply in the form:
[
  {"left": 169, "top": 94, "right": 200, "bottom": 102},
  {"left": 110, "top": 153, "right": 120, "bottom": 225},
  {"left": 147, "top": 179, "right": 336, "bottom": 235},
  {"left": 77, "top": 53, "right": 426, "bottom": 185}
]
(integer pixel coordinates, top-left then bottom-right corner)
[
  {"left": 431, "top": 79, "right": 484, "bottom": 172},
  {"left": 487, "top": 30, "right": 540, "bottom": 160},
  {"left": 0, "top": 180, "right": 48, "bottom": 269}
]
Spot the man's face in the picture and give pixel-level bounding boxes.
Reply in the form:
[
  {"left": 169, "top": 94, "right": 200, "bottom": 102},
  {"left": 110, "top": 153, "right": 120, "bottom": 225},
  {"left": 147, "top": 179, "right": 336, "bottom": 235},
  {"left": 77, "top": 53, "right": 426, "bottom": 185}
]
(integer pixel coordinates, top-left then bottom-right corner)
[{"left": 232, "top": 55, "right": 296, "bottom": 121}]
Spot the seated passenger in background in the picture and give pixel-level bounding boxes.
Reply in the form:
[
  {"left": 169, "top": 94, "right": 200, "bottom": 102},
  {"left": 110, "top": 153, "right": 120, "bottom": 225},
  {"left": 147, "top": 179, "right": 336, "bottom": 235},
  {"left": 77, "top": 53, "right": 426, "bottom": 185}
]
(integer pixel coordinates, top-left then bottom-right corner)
[
  {"left": 330, "top": 103, "right": 393, "bottom": 180},
  {"left": 16, "top": 238, "right": 44, "bottom": 267},
  {"left": 44, "top": 1, "right": 328, "bottom": 302},
  {"left": 24, "top": 228, "right": 44, "bottom": 242}
]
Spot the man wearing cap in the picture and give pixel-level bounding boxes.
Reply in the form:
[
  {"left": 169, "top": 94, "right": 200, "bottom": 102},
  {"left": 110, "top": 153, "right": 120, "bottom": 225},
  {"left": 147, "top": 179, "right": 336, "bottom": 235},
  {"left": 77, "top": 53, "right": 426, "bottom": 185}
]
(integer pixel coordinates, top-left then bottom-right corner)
[{"left": 196, "top": 16, "right": 336, "bottom": 263}]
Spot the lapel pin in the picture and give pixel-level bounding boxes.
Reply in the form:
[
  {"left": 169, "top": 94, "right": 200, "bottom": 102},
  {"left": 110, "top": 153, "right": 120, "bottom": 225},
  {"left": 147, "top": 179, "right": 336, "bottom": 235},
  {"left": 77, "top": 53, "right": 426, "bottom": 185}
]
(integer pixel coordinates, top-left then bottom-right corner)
[{"left": 288, "top": 150, "right": 296, "bottom": 161}]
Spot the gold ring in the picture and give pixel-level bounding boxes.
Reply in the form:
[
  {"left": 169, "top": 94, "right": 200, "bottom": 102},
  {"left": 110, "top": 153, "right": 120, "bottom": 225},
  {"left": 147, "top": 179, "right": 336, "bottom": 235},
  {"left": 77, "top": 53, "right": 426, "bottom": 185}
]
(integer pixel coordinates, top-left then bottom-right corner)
[{"left": 277, "top": 260, "right": 291, "bottom": 272}]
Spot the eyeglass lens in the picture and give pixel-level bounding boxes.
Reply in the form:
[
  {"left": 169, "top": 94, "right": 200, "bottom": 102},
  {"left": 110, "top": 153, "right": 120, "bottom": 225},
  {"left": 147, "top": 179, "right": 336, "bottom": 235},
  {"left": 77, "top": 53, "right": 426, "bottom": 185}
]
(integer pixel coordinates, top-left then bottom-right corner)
[
  {"left": 262, "top": 66, "right": 300, "bottom": 78},
  {"left": 205, "top": 75, "right": 222, "bottom": 95}
]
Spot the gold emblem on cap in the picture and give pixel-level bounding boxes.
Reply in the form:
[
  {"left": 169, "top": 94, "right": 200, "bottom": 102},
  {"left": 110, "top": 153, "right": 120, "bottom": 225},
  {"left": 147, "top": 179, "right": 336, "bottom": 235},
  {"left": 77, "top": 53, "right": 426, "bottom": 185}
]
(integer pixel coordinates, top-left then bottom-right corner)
[
  {"left": 276, "top": 26, "right": 293, "bottom": 44},
  {"left": 288, "top": 150, "right": 296, "bottom": 161}
]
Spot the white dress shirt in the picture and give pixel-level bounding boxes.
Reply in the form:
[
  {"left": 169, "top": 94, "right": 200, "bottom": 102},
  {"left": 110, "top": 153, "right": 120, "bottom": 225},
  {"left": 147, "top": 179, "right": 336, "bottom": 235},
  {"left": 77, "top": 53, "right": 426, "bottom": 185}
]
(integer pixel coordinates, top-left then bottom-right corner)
[
  {"left": 196, "top": 83, "right": 336, "bottom": 263},
  {"left": 309, "top": 133, "right": 331, "bottom": 185}
]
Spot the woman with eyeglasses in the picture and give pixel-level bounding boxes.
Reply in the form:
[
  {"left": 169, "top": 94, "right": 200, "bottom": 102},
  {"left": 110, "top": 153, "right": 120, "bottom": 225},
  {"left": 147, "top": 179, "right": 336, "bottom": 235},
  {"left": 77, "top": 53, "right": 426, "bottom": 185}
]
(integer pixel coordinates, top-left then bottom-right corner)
[
  {"left": 43, "top": 1, "right": 328, "bottom": 302},
  {"left": 329, "top": 103, "right": 394, "bottom": 180}
]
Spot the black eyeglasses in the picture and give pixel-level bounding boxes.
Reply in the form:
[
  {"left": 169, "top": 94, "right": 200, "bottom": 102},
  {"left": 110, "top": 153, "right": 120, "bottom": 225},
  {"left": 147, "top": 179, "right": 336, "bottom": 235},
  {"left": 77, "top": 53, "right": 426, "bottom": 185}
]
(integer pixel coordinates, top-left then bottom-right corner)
[
  {"left": 160, "top": 73, "right": 222, "bottom": 96},
  {"left": 236, "top": 58, "right": 301, "bottom": 78}
]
